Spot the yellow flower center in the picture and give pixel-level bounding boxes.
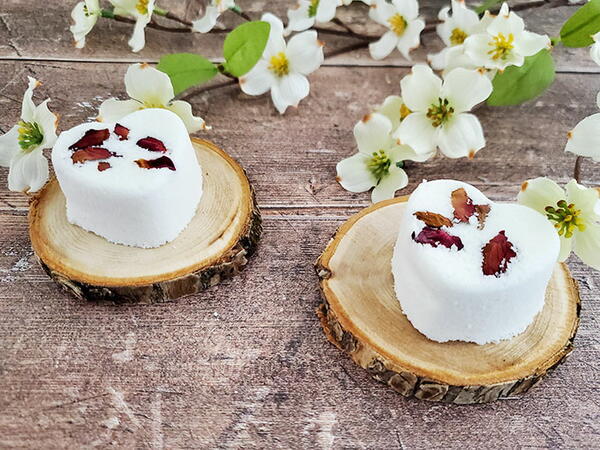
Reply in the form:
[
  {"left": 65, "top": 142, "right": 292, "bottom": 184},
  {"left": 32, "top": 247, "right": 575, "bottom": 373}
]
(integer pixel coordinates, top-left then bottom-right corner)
[
  {"left": 487, "top": 33, "right": 514, "bottom": 61},
  {"left": 450, "top": 28, "right": 467, "bottom": 46},
  {"left": 269, "top": 52, "right": 290, "bottom": 77},
  {"left": 400, "top": 103, "right": 411, "bottom": 120},
  {"left": 545, "top": 200, "right": 586, "bottom": 238},
  {"left": 17, "top": 120, "right": 44, "bottom": 152},
  {"left": 367, "top": 150, "right": 392, "bottom": 180},
  {"left": 308, "top": 0, "right": 320, "bottom": 18},
  {"left": 136, "top": 0, "right": 150, "bottom": 15},
  {"left": 388, "top": 14, "right": 407, "bottom": 36},
  {"left": 426, "top": 98, "right": 454, "bottom": 128}
]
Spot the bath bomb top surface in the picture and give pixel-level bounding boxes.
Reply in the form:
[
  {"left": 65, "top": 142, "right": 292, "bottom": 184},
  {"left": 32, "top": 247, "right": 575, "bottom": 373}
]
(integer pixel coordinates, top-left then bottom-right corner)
[
  {"left": 51, "top": 108, "right": 203, "bottom": 248},
  {"left": 392, "top": 179, "right": 560, "bottom": 344}
]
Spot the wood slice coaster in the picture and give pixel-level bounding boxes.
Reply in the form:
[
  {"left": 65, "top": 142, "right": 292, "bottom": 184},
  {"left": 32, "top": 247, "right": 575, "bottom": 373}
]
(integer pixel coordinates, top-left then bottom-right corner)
[
  {"left": 316, "top": 197, "right": 581, "bottom": 404},
  {"left": 29, "top": 138, "right": 262, "bottom": 303}
]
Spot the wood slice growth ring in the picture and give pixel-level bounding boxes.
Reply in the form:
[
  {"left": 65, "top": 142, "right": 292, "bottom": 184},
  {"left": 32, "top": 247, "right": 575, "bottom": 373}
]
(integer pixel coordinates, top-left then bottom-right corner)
[
  {"left": 316, "top": 197, "right": 581, "bottom": 404},
  {"left": 29, "top": 138, "right": 261, "bottom": 303}
]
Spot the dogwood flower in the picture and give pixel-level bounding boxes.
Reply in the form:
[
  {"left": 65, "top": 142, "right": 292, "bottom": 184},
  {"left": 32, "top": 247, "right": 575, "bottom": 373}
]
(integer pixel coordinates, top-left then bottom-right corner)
[
  {"left": 518, "top": 177, "right": 600, "bottom": 270},
  {"left": 336, "top": 112, "right": 417, "bottom": 203},
  {"left": 464, "top": 3, "right": 550, "bottom": 71},
  {"left": 590, "top": 32, "right": 600, "bottom": 66},
  {"left": 394, "top": 65, "right": 492, "bottom": 159},
  {"left": 239, "top": 14, "right": 324, "bottom": 114},
  {"left": 565, "top": 91, "right": 600, "bottom": 161},
  {"left": 428, "top": 0, "right": 480, "bottom": 71},
  {"left": 98, "top": 63, "right": 208, "bottom": 133},
  {"left": 111, "top": 0, "right": 155, "bottom": 52},
  {"left": 192, "top": 0, "right": 236, "bottom": 33},
  {"left": 286, "top": 0, "right": 339, "bottom": 34},
  {"left": 70, "top": 0, "right": 102, "bottom": 48},
  {"left": 0, "top": 78, "right": 57, "bottom": 193},
  {"left": 375, "top": 95, "right": 411, "bottom": 131},
  {"left": 368, "top": 0, "right": 425, "bottom": 60}
]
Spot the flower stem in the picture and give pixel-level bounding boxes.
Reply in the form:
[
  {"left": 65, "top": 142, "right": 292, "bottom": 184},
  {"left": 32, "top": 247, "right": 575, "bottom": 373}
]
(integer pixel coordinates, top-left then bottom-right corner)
[
  {"left": 179, "top": 79, "right": 238, "bottom": 101},
  {"left": 230, "top": 6, "right": 252, "bottom": 22},
  {"left": 154, "top": 6, "right": 168, "bottom": 16},
  {"left": 574, "top": 156, "right": 582, "bottom": 183}
]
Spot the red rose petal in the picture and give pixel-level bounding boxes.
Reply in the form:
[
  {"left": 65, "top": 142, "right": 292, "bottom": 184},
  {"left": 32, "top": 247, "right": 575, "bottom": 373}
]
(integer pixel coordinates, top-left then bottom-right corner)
[
  {"left": 97, "top": 162, "right": 111, "bottom": 172},
  {"left": 412, "top": 226, "right": 464, "bottom": 250},
  {"left": 69, "top": 128, "right": 110, "bottom": 150},
  {"left": 114, "top": 124, "right": 129, "bottom": 141},
  {"left": 451, "top": 188, "right": 476, "bottom": 222},
  {"left": 137, "top": 137, "right": 168, "bottom": 153},
  {"left": 135, "top": 156, "right": 176, "bottom": 171},
  {"left": 482, "top": 230, "right": 517, "bottom": 277},
  {"left": 71, "top": 147, "right": 113, "bottom": 163}
]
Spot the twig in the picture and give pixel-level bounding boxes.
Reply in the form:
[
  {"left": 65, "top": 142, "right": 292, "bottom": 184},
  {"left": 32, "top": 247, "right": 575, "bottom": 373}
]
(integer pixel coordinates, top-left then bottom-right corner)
[
  {"left": 111, "top": 14, "right": 230, "bottom": 33},
  {"left": 164, "top": 11, "right": 193, "bottom": 27},
  {"left": 325, "top": 41, "right": 369, "bottom": 58},
  {"left": 312, "top": 26, "right": 377, "bottom": 41},
  {"left": 574, "top": 156, "right": 582, "bottom": 183},
  {"left": 230, "top": 7, "right": 252, "bottom": 22},
  {"left": 179, "top": 79, "right": 238, "bottom": 101}
]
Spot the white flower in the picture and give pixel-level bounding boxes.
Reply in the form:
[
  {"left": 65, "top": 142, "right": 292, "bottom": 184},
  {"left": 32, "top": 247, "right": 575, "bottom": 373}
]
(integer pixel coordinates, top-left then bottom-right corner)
[
  {"left": 427, "top": 0, "right": 480, "bottom": 71},
  {"left": 286, "top": 0, "right": 340, "bottom": 34},
  {"left": 110, "top": 0, "right": 155, "bottom": 52},
  {"left": 394, "top": 65, "right": 492, "bottom": 159},
  {"left": 518, "top": 177, "right": 600, "bottom": 270},
  {"left": 336, "top": 112, "right": 418, "bottom": 203},
  {"left": 464, "top": 2, "right": 550, "bottom": 71},
  {"left": 590, "top": 32, "right": 600, "bottom": 66},
  {"left": 192, "top": 0, "right": 236, "bottom": 33},
  {"left": 368, "top": 0, "right": 425, "bottom": 60},
  {"left": 70, "top": 0, "right": 102, "bottom": 48},
  {"left": 565, "top": 91, "right": 600, "bottom": 162},
  {"left": 374, "top": 95, "right": 411, "bottom": 131},
  {"left": 98, "top": 63, "right": 208, "bottom": 133},
  {"left": 0, "top": 78, "right": 57, "bottom": 193},
  {"left": 239, "top": 13, "right": 324, "bottom": 114}
]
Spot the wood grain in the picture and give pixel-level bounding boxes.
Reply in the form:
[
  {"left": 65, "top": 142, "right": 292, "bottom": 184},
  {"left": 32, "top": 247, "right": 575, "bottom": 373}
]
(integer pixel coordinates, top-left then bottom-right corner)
[{"left": 1, "top": 0, "right": 600, "bottom": 447}]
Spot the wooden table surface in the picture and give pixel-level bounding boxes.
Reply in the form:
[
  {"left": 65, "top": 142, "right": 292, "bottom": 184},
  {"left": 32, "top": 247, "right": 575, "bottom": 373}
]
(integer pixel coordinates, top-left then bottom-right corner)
[{"left": 1, "top": 1, "right": 599, "bottom": 448}]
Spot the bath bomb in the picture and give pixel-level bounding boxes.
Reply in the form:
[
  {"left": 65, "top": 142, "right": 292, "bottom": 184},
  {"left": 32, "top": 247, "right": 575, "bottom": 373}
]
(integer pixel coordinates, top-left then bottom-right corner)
[
  {"left": 52, "top": 108, "right": 202, "bottom": 248},
  {"left": 391, "top": 180, "right": 560, "bottom": 345}
]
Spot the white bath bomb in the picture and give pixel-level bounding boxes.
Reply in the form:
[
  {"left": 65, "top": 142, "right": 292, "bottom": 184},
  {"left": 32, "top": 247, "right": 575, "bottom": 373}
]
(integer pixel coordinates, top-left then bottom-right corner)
[
  {"left": 392, "top": 179, "right": 560, "bottom": 345},
  {"left": 52, "top": 108, "right": 202, "bottom": 248}
]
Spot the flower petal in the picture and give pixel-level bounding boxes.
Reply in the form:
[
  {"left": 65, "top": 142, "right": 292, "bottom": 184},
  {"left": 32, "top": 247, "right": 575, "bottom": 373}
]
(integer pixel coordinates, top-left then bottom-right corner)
[
  {"left": 98, "top": 98, "right": 141, "bottom": 122},
  {"left": 354, "top": 112, "right": 393, "bottom": 154},
  {"left": 287, "top": 31, "right": 324, "bottom": 75},
  {"left": 369, "top": 31, "right": 398, "bottom": 60},
  {"left": 517, "top": 177, "right": 565, "bottom": 216},
  {"left": 452, "top": 0, "right": 480, "bottom": 32},
  {"left": 70, "top": 0, "right": 100, "bottom": 48},
  {"left": 395, "top": 18, "right": 425, "bottom": 60},
  {"left": 400, "top": 64, "right": 442, "bottom": 111},
  {"left": 167, "top": 100, "right": 209, "bottom": 133},
  {"left": 192, "top": 5, "right": 220, "bottom": 33},
  {"left": 441, "top": 67, "right": 493, "bottom": 113},
  {"left": 565, "top": 179, "right": 600, "bottom": 223},
  {"left": 514, "top": 31, "right": 550, "bottom": 58},
  {"left": 33, "top": 99, "right": 58, "bottom": 149},
  {"left": 128, "top": 14, "right": 151, "bottom": 52},
  {"left": 239, "top": 60, "right": 275, "bottom": 96},
  {"left": 369, "top": 0, "right": 398, "bottom": 26},
  {"left": 21, "top": 77, "right": 39, "bottom": 122},
  {"left": 395, "top": 111, "right": 437, "bottom": 155},
  {"left": 316, "top": 0, "right": 339, "bottom": 23},
  {"left": 124, "top": 63, "right": 174, "bottom": 106},
  {"left": 437, "top": 112, "right": 485, "bottom": 158},
  {"left": 591, "top": 39, "right": 600, "bottom": 67},
  {"left": 393, "top": 0, "right": 419, "bottom": 21},
  {"left": 372, "top": 165, "right": 408, "bottom": 203},
  {"left": 286, "top": 3, "right": 315, "bottom": 33},
  {"left": 574, "top": 222, "right": 600, "bottom": 270},
  {"left": 8, "top": 149, "right": 49, "bottom": 193},
  {"left": 0, "top": 125, "right": 20, "bottom": 167},
  {"left": 376, "top": 95, "right": 404, "bottom": 130},
  {"left": 271, "top": 73, "right": 310, "bottom": 114},
  {"left": 557, "top": 235, "right": 573, "bottom": 262},
  {"left": 565, "top": 113, "right": 600, "bottom": 162},
  {"left": 336, "top": 152, "right": 376, "bottom": 193}
]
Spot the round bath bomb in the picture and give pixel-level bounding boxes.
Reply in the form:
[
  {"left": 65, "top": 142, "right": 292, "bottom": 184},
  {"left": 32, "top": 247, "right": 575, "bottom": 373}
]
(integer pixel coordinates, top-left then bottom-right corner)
[
  {"left": 392, "top": 179, "right": 560, "bottom": 345},
  {"left": 51, "top": 108, "right": 202, "bottom": 248}
]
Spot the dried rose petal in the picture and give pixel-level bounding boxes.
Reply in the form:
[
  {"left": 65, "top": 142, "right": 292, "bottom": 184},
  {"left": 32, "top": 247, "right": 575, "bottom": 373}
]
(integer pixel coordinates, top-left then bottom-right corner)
[
  {"left": 114, "top": 124, "right": 129, "bottom": 141},
  {"left": 71, "top": 147, "right": 112, "bottom": 163},
  {"left": 97, "top": 162, "right": 111, "bottom": 172},
  {"left": 482, "top": 230, "right": 517, "bottom": 277},
  {"left": 69, "top": 128, "right": 110, "bottom": 150},
  {"left": 414, "top": 211, "right": 453, "bottom": 228},
  {"left": 451, "top": 188, "right": 476, "bottom": 222},
  {"left": 137, "top": 137, "right": 167, "bottom": 153},
  {"left": 412, "top": 226, "right": 464, "bottom": 250},
  {"left": 135, "top": 156, "right": 176, "bottom": 171},
  {"left": 475, "top": 204, "right": 491, "bottom": 230}
]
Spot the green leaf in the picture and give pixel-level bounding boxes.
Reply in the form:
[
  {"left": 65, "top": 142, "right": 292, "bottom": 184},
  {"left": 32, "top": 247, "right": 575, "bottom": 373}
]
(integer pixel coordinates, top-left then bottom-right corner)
[
  {"left": 222, "top": 21, "right": 270, "bottom": 77},
  {"left": 157, "top": 53, "right": 218, "bottom": 95},
  {"left": 487, "top": 49, "right": 555, "bottom": 106},
  {"left": 560, "top": 0, "right": 600, "bottom": 47},
  {"left": 474, "top": 0, "right": 502, "bottom": 14}
]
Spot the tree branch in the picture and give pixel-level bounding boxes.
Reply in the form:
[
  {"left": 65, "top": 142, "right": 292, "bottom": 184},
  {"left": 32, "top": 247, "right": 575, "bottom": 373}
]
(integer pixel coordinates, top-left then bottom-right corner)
[{"left": 574, "top": 156, "right": 582, "bottom": 183}]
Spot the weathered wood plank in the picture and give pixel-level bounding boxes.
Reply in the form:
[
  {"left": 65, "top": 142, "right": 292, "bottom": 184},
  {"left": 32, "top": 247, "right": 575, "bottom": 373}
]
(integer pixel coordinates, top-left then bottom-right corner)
[
  {"left": 0, "top": 0, "right": 597, "bottom": 72},
  {"left": 1, "top": 61, "right": 599, "bottom": 213},
  {"left": 0, "top": 214, "right": 599, "bottom": 448}
]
